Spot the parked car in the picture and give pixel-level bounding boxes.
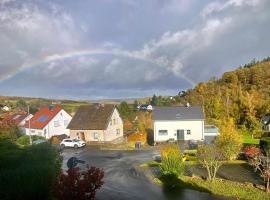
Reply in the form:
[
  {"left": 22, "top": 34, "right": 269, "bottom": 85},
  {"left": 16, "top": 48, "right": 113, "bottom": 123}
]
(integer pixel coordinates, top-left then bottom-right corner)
[{"left": 60, "top": 139, "right": 86, "bottom": 148}]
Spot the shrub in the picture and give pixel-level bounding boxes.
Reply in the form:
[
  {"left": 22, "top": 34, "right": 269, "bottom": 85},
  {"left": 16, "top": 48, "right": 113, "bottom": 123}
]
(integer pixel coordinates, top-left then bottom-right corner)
[
  {"left": 0, "top": 122, "right": 21, "bottom": 141},
  {"left": 160, "top": 144, "right": 185, "bottom": 176},
  {"left": 243, "top": 145, "right": 270, "bottom": 193},
  {"left": 50, "top": 134, "right": 68, "bottom": 144},
  {"left": 54, "top": 166, "right": 104, "bottom": 200},
  {"left": 127, "top": 131, "right": 146, "bottom": 143},
  {"left": 260, "top": 138, "right": 270, "bottom": 154},
  {"left": 17, "top": 135, "right": 46, "bottom": 146},
  {"left": 0, "top": 138, "right": 62, "bottom": 199}
]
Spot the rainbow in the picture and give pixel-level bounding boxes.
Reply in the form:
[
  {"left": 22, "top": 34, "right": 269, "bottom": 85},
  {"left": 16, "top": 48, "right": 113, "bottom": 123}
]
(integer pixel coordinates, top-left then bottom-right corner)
[{"left": 0, "top": 48, "right": 196, "bottom": 86}]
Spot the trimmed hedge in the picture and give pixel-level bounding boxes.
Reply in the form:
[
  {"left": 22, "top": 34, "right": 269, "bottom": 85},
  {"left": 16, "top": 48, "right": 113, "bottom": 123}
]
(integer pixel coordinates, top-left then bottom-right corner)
[
  {"left": 0, "top": 138, "right": 62, "bottom": 200},
  {"left": 259, "top": 138, "right": 270, "bottom": 154}
]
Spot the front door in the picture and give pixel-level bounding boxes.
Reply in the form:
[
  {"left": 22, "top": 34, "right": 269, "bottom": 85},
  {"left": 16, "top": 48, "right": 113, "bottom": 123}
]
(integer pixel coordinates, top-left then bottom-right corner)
[{"left": 177, "top": 129, "right": 185, "bottom": 140}]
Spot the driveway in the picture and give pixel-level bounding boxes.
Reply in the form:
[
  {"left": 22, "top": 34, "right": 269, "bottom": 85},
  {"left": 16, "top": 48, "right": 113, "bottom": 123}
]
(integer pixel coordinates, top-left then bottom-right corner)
[{"left": 61, "top": 147, "right": 229, "bottom": 200}]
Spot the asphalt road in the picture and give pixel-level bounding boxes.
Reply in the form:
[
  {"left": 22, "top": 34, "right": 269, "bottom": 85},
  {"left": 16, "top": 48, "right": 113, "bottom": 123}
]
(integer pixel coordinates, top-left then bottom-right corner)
[{"left": 61, "top": 147, "right": 230, "bottom": 200}]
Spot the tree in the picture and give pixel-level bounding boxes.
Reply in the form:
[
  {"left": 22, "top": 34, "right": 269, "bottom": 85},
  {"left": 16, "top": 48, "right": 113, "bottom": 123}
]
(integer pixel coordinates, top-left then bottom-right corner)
[
  {"left": 133, "top": 100, "right": 139, "bottom": 111},
  {"left": 16, "top": 99, "right": 27, "bottom": 111},
  {"left": 118, "top": 101, "right": 131, "bottom": 119},
  {"left": 150, "top": 94, "right": 158, "bottom": 106},
  {"left": 197, "top": 144, "right": 223, "bottom": 181},
  {"left": 0, "top": 120, "right": 21, "bottom": 140},
  {"left": 55, "top": 166, "right": 104, "bottom": 200},
  {"left": 215, "top": 118, "right": 242, "bottom": 160},
  {"left": 243, "top": 145, "right": 270, "bottom": 193}
]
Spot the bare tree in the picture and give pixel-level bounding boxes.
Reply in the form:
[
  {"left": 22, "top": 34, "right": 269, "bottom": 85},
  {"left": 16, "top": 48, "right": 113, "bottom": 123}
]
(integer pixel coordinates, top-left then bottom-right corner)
[{"left": 197, "top": 144, "right": 223, "bottom": 181}]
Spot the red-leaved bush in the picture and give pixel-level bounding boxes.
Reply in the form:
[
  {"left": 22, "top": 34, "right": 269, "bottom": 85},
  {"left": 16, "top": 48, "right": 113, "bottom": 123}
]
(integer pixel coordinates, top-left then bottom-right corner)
[
  {"left": 243, "top": 145, "right": 270, "bottom": 193},
  {"left": 54, "top": 165, "right": 104, "bottom": 200},
  {"left": 243, "top": 145, "right": 261, "bottom": 159}
]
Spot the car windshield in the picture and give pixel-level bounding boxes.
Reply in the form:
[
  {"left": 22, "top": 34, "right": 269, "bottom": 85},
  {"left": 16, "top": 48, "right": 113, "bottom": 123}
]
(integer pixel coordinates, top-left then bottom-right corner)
[{"left": 72, "top": 139, "right": 80, "bottom": 142}]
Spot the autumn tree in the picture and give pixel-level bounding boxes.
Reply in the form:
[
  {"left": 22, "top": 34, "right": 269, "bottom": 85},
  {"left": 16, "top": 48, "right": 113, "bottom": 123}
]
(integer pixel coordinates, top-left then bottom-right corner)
[{"left": 215, "top": 118, "right": 242, "bottom": 160}]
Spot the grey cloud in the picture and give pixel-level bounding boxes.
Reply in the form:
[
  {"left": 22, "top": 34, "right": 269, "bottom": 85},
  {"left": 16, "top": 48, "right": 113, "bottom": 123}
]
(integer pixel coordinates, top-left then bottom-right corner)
[{"left": 0, "top": 0, "right": 270, "bottom": 99}]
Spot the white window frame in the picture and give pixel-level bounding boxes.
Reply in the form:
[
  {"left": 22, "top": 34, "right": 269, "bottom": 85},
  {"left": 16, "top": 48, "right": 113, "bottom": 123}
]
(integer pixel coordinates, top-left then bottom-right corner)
[
  {"left": 64, "top": 120, "right": 69, "bottom": 126},
  {"left": 158, "top": 130, "right": 168, "bottom": 136},
  {"left": 54, "top": 120, "right": 60, "bottom": 127},
  {"left": 187, "top": 130, "right": 191, "bottom": 135},
  {"left": 94, "top": 132, "right": 99, "bottom": 139}
]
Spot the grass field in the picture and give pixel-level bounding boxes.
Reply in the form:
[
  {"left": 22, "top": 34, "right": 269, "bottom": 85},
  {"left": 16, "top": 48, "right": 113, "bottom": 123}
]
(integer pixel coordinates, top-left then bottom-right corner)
[{"left": 242, "top": 134, "right": 260, "bottom": 145}]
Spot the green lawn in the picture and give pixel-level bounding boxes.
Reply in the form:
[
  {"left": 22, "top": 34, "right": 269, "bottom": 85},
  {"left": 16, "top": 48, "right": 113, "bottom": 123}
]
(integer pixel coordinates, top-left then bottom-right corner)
[
  {"left": 242, "top": 134, "right": 260, "bottom": 145},
  {"left": 143, "top": 158, "right": 269, "bottom": 200}
]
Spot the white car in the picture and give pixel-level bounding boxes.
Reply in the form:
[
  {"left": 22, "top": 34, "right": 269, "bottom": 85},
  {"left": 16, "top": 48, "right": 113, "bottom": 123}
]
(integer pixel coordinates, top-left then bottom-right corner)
[{"left": 60, "top": 139, "right": 86, "bottom": 148}]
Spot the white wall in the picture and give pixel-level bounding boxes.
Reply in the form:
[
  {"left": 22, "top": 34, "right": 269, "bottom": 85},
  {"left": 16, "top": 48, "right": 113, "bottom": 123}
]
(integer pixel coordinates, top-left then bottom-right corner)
[
  {"left": 104, "top": 108, "right": 123, "bottom": 141},
  {"left": 154, "top": 120, "right": 204, "bottom": 142},
  {"left": 25, "top": 109, "right": 72, "bottom": 139}
]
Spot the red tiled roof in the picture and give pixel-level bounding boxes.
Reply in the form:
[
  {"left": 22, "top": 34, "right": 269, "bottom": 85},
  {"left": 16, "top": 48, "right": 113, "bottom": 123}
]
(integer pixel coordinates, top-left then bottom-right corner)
[
  {"left": 0, "top": 112, "right": 29, "bottom": 126},
  {"left": 25, "top": 105, "right": 62, "bottom": 129}
]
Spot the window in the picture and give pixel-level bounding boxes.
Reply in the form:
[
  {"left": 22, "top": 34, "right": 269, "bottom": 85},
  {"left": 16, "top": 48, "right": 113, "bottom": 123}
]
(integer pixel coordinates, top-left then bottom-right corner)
[
  {"left": 30, "top": 130, "right": 35, "bottom": 133},
  {"left": 116, "top": 129, "right": 120, "bottom": 135},
  {"left": 94, "top": 132, "right": 99, "bottom": 139},
  {"left": 158, "top": 130, "right": 168, "bottom": 136},
  {"left": 187, "top": 130, "right": 191, "bottom": 135},
  {"left": 113, "top": 118, "right": 116, "bottom": 125},
  {"left": 44, "top": 129, "right": 47, "bottom": 136},
  {"left": 64, "top": 120, "right": 69, "bottom": 126},
  {"left": 110, "top": 120, "right": 112, "bottom": 126},
  {"left": 54, "top": 120, "right": 60, "bottom": 127}
]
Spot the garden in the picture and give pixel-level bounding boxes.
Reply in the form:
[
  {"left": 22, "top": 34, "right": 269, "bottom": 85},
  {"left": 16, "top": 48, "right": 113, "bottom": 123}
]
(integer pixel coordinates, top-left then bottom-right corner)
[{"left": 140, "top": 128, "right": 270, "bottom": 200}]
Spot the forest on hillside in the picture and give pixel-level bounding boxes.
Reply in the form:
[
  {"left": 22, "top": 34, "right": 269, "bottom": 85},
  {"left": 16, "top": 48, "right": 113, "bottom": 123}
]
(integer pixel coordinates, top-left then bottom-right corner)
[{"left": 175, "top": 57, "right": 270, "bottom": 135}]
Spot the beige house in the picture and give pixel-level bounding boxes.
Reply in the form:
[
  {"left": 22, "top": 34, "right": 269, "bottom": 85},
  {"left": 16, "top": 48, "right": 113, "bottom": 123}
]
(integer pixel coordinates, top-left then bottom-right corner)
[{"left": 67, "top": 104, "right": 123, "bottom": 142}]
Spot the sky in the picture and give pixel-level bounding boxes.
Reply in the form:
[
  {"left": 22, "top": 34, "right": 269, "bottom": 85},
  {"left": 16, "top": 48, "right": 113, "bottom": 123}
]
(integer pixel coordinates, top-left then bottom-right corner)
[{"left": 0, "top": 0, "right": 269, "bottom": 100}]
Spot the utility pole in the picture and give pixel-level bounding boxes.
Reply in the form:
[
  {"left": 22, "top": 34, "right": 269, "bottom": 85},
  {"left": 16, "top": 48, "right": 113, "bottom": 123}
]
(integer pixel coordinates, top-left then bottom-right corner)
[{"left": 28, "top": 105, "right": 32, "bottom": 145}]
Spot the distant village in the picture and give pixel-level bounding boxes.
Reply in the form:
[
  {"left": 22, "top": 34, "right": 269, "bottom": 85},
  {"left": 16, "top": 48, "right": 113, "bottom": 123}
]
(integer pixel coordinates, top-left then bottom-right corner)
[{"left": 0, "top": 101, "right": 224, "bottom": 145}]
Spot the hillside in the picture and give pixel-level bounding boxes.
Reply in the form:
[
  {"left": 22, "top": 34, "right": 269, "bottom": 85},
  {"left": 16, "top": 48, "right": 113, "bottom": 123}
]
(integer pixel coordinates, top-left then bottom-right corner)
[{"left": 176, "top": 57, "right": 270, "bottom": 134}]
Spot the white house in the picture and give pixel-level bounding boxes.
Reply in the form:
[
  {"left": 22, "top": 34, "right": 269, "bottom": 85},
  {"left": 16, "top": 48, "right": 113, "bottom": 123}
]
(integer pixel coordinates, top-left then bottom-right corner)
[
  {"left": 1, "top": 105, "right": 10, "bottom": 112},
  {"left": 67, "top": 104, "right": 123, "bottom": 142},
  {"left": 25, "top": 105, "right": 72, "bottom": 139},
  {"left": 153, "top": 106, "right": 205, "bottom": 142}
]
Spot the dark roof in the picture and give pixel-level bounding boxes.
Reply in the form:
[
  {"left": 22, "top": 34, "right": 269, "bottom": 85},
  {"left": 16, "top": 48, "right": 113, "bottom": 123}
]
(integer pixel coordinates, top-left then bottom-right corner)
[
  {"left": 153, "top": 106, "right": 204, "bottom": 121},
  {"left": 67, "top": 104, "right": 116, "bottom": 130}
]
